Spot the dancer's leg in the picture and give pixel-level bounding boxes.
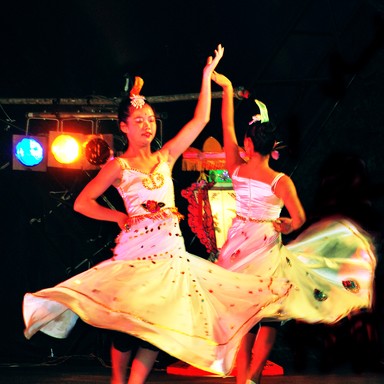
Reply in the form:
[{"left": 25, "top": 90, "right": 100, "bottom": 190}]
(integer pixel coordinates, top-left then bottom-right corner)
[
  {"left": 236, "top": 332, "right": 256, "bottom": 384},
  {"left": 127, "top": 347, "right": 159, "bottom": 384},
  {"left": 110, "top": 344, "right": 131, "bottom": 384},
  {"left": 248, "top": 324, "right": 277, "bottom": 384}
]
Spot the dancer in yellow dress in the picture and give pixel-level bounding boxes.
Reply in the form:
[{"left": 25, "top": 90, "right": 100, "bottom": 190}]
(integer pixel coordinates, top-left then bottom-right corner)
[
  {"left": 212, "top": 69, "right": 377, "bottom": 384},
  {"left": 22, "top": 45, "right": 294, "bottom": 383}
]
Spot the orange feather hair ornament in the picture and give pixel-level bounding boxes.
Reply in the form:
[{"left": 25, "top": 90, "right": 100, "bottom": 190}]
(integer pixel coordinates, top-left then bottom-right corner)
[{"left": 130, "top": 76, "right": 146, "bottom": 109}]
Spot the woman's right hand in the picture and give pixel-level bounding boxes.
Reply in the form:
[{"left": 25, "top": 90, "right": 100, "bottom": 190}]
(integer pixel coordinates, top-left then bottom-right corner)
[
  {"left": 203, "top": 44, "right": 224, "bottom": 79},
  {"left": 117, "top": 212, "right": 130, "bottom": 231}
]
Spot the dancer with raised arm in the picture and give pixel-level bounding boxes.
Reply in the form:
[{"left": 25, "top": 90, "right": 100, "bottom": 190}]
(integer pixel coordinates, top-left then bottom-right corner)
[
  {"left": 212, "top": 69, "right": 377, "bottom": 384},
  {"left": 22, "top": 45, "right": 293, "bottom": 383}
]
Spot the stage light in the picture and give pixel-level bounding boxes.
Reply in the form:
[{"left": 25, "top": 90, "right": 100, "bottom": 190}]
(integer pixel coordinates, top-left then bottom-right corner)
[
  {"left": 48, "top": 131, "right": 84, "bottom": 169},
  {"left": 51, "top": 134, "right": 81, "bottom": 164},
  {"left": 12, "top": 115, "right": 116, "bottom": 171},
  {"left": 48, "top": 131, "right": 114, "bottom": 169},
  {"left": 12, "top": 134, "right": 47, "bottom": 171},
  {"left": 16, "top": 137, "right": 44, "bottom": 166},
  {"left": 84, "top": 137, "right": 113, "bottom": 166}
]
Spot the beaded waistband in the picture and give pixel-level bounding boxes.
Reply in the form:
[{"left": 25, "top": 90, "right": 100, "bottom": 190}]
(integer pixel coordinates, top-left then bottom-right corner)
[
  {"left": 124, "top": 207, "right": 183, "bottom": 232},
  {"left": 236, "top": 213, "right": 274, "bottom": 223}
]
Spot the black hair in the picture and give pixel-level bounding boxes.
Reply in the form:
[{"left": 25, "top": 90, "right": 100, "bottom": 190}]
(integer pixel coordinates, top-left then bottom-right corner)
[
  {"left": 245, "top": 120, "right": 277, "bottom": 155},
  {"left": 117, "top": 96, "right": 132, "bottom": 124}
]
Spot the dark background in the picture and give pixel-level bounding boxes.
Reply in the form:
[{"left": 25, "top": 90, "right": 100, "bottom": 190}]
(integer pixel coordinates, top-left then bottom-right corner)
[{"left": 1, "top": 0, "right": 384, "bottom": 374}]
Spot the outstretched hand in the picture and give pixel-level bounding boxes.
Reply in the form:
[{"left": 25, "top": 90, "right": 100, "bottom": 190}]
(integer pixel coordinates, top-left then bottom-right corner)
[
  {"left": 203, "top": 44, "right": 224, "bottom": 78},
  {"left": 212, "top": 71, "right": 232, "bottom": 89}
]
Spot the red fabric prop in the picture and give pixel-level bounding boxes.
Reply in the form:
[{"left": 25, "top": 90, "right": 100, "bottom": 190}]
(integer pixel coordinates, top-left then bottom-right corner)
[{"left": 181, "top": 180, "right": 218, "bottom": 257}]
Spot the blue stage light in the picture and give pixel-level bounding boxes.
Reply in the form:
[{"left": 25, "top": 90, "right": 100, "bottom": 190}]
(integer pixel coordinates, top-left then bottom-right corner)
[
  {"left": 12, "top": 135, "right": 47, "bottom": 171},
  {"left": 14, "top": 137, "right": 44, "bottom": 166}
]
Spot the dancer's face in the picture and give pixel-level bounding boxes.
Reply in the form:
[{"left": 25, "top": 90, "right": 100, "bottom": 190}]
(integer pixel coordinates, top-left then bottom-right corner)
[{"left": 120, "top": 104, "right": 157, "bottom": 145}]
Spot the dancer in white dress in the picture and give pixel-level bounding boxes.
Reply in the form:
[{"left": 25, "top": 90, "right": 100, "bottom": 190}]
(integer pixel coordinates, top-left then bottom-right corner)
[
  {"left": 22, "top": 45, "right": 294, "bottom": 384},
  {"left": 212, "top": 70, "right": 377, "bottom": 384}
]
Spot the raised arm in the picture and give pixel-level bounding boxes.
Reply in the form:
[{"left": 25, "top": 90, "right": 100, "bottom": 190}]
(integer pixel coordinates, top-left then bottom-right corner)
[
  {"left": 161, "top": 44, "right": 224, "bottom": 165},
  {"left": 212, "top": 72, "right": 244, "bottom": 176}
]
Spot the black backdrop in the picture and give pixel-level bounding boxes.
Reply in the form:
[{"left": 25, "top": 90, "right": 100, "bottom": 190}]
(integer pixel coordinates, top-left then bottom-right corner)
[{"left": 1, "top": 0, "right": 384, "bottom": 374}]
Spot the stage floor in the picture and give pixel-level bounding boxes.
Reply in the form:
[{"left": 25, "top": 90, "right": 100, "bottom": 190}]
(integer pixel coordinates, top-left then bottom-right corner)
[
  {"left": 1, "top": 359, "right": 383, "bottom": 384},
  {"left": 1, "top": 368, "right": 383, "bottom": 384}
]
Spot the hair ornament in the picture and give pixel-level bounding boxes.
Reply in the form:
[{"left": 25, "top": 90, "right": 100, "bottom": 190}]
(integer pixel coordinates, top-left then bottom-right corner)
[
  {"left": 130, "top": 76, "right": 146, "bottom": 109},
  {"left": 249, "top": 113, "right": 262, "bottom": 125},
  {"left": 249, "top": 99, "right": 269, "bottom": 125},
  {"left": 271, "top": 141, "right": 286, "bottom": 160}
]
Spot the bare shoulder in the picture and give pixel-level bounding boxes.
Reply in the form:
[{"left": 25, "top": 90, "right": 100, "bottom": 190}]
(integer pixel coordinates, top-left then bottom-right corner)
[
  {"left": 276, "top": 173, "right": 295, "bottom": 187},
  {"left": 96, "top": 157, "right": 124, "bottom": 183},
  {"left": 273, "top": 173, "right": 297, "bottom": 197},
  {"left": 105, "top": 157, "right": 124, "bottom": 172}
]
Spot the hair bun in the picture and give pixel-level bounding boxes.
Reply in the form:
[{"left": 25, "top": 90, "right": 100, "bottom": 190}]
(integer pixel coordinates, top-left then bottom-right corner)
[{"left": 262, "top": 122, "right": 276, "bottom": 134}]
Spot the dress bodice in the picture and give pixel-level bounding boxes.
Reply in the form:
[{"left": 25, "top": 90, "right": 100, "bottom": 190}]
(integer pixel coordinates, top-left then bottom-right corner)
[
  {"left": 232, "top": 166, "right": 284, "bottom": 220},
  {"left": 115, "top": 158, "right": 175, "bottom": 216}
]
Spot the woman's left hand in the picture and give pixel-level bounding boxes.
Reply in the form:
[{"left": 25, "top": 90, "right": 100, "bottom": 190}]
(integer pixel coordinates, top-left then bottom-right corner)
[{"left": 212, "top": 71, "right": 232, "bottom": 89}]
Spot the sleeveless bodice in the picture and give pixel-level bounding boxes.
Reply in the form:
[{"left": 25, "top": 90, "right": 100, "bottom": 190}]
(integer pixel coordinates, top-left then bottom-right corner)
[
  {"left": 232, "top": 167, "right": 284, "bottom": 221},
  {"left": 116, "top": 158, "right": 175, "bottom": 216}
]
